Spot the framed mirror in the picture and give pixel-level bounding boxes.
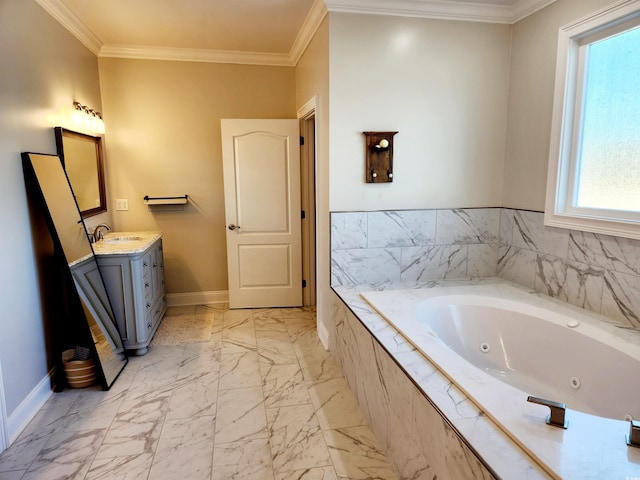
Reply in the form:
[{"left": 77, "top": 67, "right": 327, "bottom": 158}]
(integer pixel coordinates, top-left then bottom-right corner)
[
  {"left": 54, "top": 127, "right": 106, "bottom": 218},
  {"left": 22, "top": 152, "right": 127, "bottom": 389}
]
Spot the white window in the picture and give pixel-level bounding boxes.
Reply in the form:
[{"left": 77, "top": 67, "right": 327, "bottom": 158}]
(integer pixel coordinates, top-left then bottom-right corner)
[{"left": 545, "top": 0, "right": 640, "bottom": 239}]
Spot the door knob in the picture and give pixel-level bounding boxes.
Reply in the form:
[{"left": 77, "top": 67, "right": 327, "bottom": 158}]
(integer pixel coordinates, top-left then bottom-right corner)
[{"left": 228, "top": 224, "right": 240, "bottom": 231}]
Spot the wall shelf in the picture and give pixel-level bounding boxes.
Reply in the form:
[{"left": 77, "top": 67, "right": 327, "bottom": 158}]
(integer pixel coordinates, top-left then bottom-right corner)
[{"left": 143, "top": 195, "right": 188, "bottom": 211}]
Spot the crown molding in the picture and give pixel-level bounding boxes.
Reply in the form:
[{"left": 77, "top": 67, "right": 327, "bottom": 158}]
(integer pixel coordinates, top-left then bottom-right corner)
[
  {"left": 34, "top": 0, "right": 102, "bottom": 54},
  {"left": 510, "top": 0, "right": 558, "bottom": 23},
  {"left": 290, "top": 0, "right": 329, "bottom": 64},
  {"left": 325, "top": 0, "right": 557, "bottom": 24},
  {"left": 37, "top": 0, "right": 556, "bottom": 66},
  {"left": 99, "top": 45, "right": 294, "bottom": 66}
]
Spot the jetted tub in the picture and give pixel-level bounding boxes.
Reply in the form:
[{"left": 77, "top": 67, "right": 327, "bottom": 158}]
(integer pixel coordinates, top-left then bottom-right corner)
[{"left": 361, "top": 283, "right": 640, "bottom": 479}]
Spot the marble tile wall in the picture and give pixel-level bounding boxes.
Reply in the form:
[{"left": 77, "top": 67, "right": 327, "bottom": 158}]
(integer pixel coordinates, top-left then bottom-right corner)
[
  {"left": 330, "top": 209, "right": 500, "bottom": 286},
  {"left": 329, "top": 291, "right": 498, "bottom": 479},
  {"left": 498, "top": 209, "right": 640, "bottom": 331},
  {"left": 331, "top": 207, "right": 640, "bottom": 331}
]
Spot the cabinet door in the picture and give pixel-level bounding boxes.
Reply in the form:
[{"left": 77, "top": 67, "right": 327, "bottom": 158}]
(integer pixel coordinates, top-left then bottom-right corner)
[
  {"left": 93, "top": 258, "right": 133, "bottom": 342},
  {"left": 151, "top": 241, "right": 164, "bottom": 300}
]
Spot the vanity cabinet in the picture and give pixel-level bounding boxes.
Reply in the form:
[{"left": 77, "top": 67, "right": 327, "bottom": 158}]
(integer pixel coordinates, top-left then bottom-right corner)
[{"left": 96, "top": 236, "right": 166, "bottom": 355}]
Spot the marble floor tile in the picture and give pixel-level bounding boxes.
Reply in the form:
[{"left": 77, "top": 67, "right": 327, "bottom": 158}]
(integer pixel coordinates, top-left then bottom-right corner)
[
  {"left": 257, "top": 336, "right": 299, "bottom": 365},
  {"left": 0, "top": 433, "right": 52, "bottom": 474},
  {"left": 323, "top": 426, "right": 397, "bottom": 480},
  {"left": 297, "top": 346, "right": 343, "bottom": 384},
  {"left": 261, "top": 363, "right": 312, "bottom": 409},
  {"left": 0, "top": 392, "right": 81, "bottom": 473},
  {"left": 267, "top": 403, "right": 333, "bottom": 474},
  {"left": 95, "top": 393, "right": 170, "bottom": 459},
  {"left": 307, "top": 377, "right": 367, "bottom": 430},
  {"left": 212, "top": 438, "right": 274, "bottom": 480},
  {"left": 254, "top": 312, "right": 290, "bottom": 337},
  {"left": 275, "top": 466, "right": 338, "bottom": 480},
  {"left": 215, "top": 386, "right": 268, "bottom": 444},
  {"left": 223, "top": 309, "right": 256, "bottom": 328},
  {"left": 22, "top": 428, "right": 107, "bottom": 480},
  {"left": 0, "top": 470, "right": 26, "bottom": 480},
  {"left": 165, "top": 371, "right": 218, "bottom": 420},
  {"left": 177, "top": 341, "right": 221, "bottom": 380},
  {"left": 222, "top": 320, "right": 258, "bottom": 354},
  {"left": 61, "top": 389, "right": 126, "bottom": 432},
  {"left": 196, "top": 303, "right": 228, "bottom": 314},
  {"left": 147, "top": 415, "right": 215, "bottom": 480},
  {"left": 219, "top": 351, "right": 262, "bottom": 390},
  {"left": 85, "top": 453, "right": 154, "bottom": 480},
  {"left": 0, "top": 304, "right": 397, "bottom": 480}
]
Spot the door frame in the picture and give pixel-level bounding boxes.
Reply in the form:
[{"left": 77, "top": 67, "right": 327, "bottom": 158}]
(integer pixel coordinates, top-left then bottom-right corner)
[{"left": 298, "top": 96, "right": 318, "bottom": 307}]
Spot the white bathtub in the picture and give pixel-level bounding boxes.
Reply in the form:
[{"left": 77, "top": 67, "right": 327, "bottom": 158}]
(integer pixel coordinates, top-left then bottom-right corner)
[{"left": 361, "top": 282, "right": 640, "bottom": 479}]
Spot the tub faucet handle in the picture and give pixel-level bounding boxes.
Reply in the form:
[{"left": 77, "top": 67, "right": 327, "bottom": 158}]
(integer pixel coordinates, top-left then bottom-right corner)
[
  {"left": 527, "top": 395, "right": 568, "bottom": 429},
  {"left": 627, "top": 420, "right": 640, "bottom": 448}
]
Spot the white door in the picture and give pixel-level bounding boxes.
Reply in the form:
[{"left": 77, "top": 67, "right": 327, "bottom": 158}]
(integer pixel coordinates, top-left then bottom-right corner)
[{"left": 221, "top": 119, "right": 302, "bottom": 308}]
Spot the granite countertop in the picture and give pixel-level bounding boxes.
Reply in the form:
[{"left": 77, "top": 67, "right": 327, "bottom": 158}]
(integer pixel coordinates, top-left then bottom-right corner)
[{"left": 92, "top": 231, "right": 163, "bottom": 256}]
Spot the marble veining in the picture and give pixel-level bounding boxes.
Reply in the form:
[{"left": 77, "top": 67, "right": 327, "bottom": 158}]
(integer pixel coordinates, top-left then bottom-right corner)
[
  {"left": 331, "top": 282, "right": 550, "bottom": 479},
  {"left": 333, "top": 207, "right": 640, "bottom": 332},
  {"left": 0, "top": 305, "right": 397, "bottom": 480},
  {"left": 401, "top": 245, "right": 467, "bottom": 282},
  {"left": 435, "top": 208, "right": 499, "bottom": 245},
  {"left": 359, "top": 281, "right": 640, "bottom": 478},
  {"left": 367, "top": 210, "right": 436, "bottom": 248},
  {"left": 331, "top": 278, "right": 640, "bottom": 480}
]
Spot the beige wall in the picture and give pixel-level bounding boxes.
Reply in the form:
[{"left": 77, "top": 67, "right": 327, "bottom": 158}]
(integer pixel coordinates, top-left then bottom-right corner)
[
  {"left": 0, "top": 0, "right": 103, "bottom": 418},
  {"left": 294, "top": 17, "right": 330, "bottom": 339},
  {"left": 329, "top": 13, "right": 512, "bottom": 212},
  {"left": 98, "top": 59, "right": 297, "bottom": 295},
  {"left": 503, "top": 0, "right": 622, "bottom": 210}
]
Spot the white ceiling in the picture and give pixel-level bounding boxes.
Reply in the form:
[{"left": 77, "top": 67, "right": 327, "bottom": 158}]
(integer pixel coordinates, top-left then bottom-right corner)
[{"left": 36, "top": 0, "right": 556, "bottom": 65}]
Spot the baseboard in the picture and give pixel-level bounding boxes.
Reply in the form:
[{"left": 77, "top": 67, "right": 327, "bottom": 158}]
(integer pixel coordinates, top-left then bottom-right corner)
[
  {"left": 0, "top": 360, "right": 8, "bottom": 452},
  {"left": 7, "top": 370, "right": 53, "bottom": 444},
  {"left": 165, "top": 290, "right": 229, "bottom": 307},
  {"left": 317, "top": 319, "right": 330, "bottom": 350}
]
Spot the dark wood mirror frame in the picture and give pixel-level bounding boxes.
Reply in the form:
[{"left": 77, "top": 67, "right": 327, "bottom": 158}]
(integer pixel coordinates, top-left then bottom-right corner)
[{"left": 54, "top": 127, "right": 107, "bottom": 218}]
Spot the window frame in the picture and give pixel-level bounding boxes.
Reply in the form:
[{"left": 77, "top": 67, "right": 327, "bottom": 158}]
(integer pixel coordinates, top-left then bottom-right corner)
[{"left": 544, "top": 0, "right": 640, "bottom": 240}]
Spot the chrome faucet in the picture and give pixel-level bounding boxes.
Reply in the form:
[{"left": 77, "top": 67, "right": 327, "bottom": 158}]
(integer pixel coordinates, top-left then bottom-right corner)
[
  {"left": 92, "top": 223, "right": 111, "bottom": 242},
  {"left": 527, "top": 395, "right": 568, "bottom": 429}
]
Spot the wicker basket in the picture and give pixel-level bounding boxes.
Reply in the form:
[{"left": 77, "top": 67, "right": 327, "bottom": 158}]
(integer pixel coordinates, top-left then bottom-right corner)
[{"left": 62, "top": 349, "right": 97, "bottom": 388}]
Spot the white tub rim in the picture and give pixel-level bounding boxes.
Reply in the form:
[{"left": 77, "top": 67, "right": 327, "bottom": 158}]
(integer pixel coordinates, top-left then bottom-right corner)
[{"left": 360, "top": 282, "right": 640, "bottom": 480}]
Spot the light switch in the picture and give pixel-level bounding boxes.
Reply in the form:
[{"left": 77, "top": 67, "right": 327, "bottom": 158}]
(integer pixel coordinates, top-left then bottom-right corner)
[{"left": 115, "top": 199, "right": 129, "bottom": 211}]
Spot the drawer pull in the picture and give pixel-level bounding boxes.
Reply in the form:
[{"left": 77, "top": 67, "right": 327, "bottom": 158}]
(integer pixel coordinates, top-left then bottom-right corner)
[
  {"left": 143, "top": 261, "right": 148, "bottom": 267},
  {"left": 147, "top": 322, "right": 152, "bottom": 329},
  {"left": 153, "top": 263, "right": 157, "bottom": 268},
  {"left": 145, "top": 282, "right": 150, "bottom": 288},
  {"left": 146, "top": 302, "right": 151, "bottom": 309}
]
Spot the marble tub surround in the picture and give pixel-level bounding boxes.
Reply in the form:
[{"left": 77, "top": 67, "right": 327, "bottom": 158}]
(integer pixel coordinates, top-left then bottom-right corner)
[
  {"left": 359, "top": 281, "right": 640, "bottom": 479},
  {"left": 330, "top": 279, "right": 550, "bottom": 480},
  {"left": 330, "top": 209, "right": 500, "bottom": 286},
  {"left": 498, "top": 209, "right": 640, "bottom": 330},
  {"left": 0, "top": 304, "right": 396, "bottom": 480},
  {"left": 92, "top": 231, "right": 163, "bottom": 255},
  {"left": 331, "top": 208, "right": 640, "bottom": 331}
]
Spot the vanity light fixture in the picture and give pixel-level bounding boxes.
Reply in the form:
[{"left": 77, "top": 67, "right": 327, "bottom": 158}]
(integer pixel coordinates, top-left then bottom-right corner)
[{"left": 72, "top": 101, "right": 105, "bottom": 134}]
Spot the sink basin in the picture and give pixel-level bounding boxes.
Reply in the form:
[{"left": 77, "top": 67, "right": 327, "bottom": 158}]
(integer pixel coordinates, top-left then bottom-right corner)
[{"left": 101, "top": 235, "right": 144, "bottom": 243}]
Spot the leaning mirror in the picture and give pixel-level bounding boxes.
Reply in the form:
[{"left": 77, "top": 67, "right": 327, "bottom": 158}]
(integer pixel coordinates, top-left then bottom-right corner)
[
  {"left": 22, "top": 152, "right": 126, "bottom": 389},
  {"left": 54, "top": 127, "right": 106, "bottom": 218}
]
